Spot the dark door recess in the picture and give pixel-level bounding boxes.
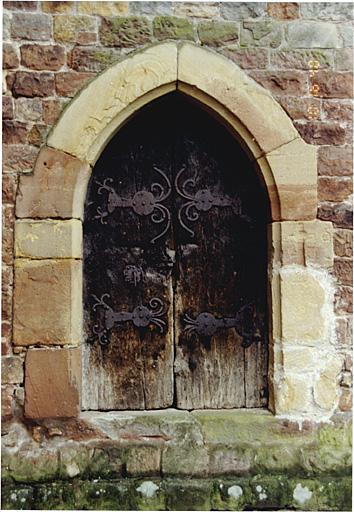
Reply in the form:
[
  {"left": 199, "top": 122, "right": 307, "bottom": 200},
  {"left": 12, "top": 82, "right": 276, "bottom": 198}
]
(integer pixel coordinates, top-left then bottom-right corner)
[{"left": 83, "top": 93, "right": 269, "bottom": 411}]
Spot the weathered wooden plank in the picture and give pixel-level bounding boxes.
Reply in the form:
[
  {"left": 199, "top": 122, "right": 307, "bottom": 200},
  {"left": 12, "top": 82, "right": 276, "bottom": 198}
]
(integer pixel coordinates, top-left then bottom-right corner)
[{"left": 83, "top": 105, "right": 175, "bottom": 410}]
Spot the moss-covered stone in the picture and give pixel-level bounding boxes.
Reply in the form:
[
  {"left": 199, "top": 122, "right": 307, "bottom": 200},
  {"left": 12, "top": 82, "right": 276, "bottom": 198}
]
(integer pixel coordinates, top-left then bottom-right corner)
[
  {"left": 164, "top": 479, "right": 212, "bottom": 511},
  {"left": 198, "top": 21, "right": 239, "bottom": 47},
  {"left": 153, "top": 16, "right": 194, "bottom": 40},
  {"left": 133, "top": 480, "right": 165, "bottom": 510},
  {"left": 241, "top": 20, "right": 282, "bottom": 48},
  {"left": 162, "top": 444, "right": 209, "bottom": 477},
  {"left": 2, "top": 484, "right": 34, "bottom": 510},
  {"left": 100, "top": 16, "right": 152, "bottom": 47},
  {"left": 1, "top": 477, "right": 352, "bottom": 510}
]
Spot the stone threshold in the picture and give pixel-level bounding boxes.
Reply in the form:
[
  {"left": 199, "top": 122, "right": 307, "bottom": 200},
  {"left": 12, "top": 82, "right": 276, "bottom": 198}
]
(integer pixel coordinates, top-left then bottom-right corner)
[{"left": 2, "top": 475, "right": 351, "bottom": 511}]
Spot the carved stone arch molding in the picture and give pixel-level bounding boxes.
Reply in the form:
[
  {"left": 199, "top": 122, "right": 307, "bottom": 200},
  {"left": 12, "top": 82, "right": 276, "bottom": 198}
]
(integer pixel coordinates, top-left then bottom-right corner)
[{"left": 14, "top": 42, "right": 339, "bottom": 421}]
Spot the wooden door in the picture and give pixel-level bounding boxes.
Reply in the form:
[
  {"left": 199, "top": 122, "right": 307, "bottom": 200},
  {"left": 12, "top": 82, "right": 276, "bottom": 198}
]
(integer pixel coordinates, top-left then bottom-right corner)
[{"left": 83, "top": 94, "right": 269, "bottom": 410}]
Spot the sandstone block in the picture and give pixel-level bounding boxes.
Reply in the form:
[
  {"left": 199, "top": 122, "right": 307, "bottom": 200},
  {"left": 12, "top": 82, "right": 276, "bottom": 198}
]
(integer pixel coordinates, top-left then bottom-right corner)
[
  {"left": 318, "top": 202, "right": 352, "bottom": 229},
  {"left": 258, "top": 138, "right": 317, "bottom": 221},
  {"left": 339, "top": 25, "right": 353, "bottom": 47},
  {"left": 319, "top": 177, "right": 353, "bottom": 202},
  {"left": 272, "top": 220, "right": 334, "bottom": 268},
  {"left": 221, "top": 47, "right": 268, "bottom": 69},
  {"left": 15, "top": 219, "right": 82, "bottom": 259},
  {"left": 4, "top": 1, "right": 37, "bottom": 9},
  {"left": 15, "top": 97, "right": 42, "bottom": 122},
  {"left": 69, "top": 47, "right": 119, "bottom": 73},
  {"left": 335, "top": 49, "right": 353, "bottom": 71},
  {"left": 220, "top": 2, "right": 265, "bottom": 20},
  {"left": 295, "top": 122, "right": 349, "bottom": 146},
  {"left": 3, "top": 144, "right": 38, "bottom": 175},
  {"left": 2, "top": 173, "right": 18, "bottom": 204},
  {"left": 241, "top": 20, "right": 282, "bottom": 48},
  {"left": 13, "top": 259, "right": 82, "bottom": 346},
  {"left": 153, "top": 16, "right": 194, "bottom": 41},
  {"left": 3, "top": 12, "right": 11, "bottom": 41},
  {"left": 282, "top": 346, "right": 316, "bottom": 372},
  {"left": 77, "top": 1, "right": 129, "bottom": 16},
  {"left": 286, "top": 21, "right": 340, "bottom": 49},
  {"left": 267, "top": 3, "right": 299, "bottom": 20},
  {"left": 322, "top": 100, "right": 352, "bottom": 123},
  {"left": 2, "top": 204, "right": 15, "bottom": 265},
  {"left": 339, "top": 387, "right": 352, "bottom": 412},
  {"left": 3, "top": 43, "right": 19, "bottom": 69},
  {"left": 11, "top": 13, "right": 51, "bottom": 41},
  {"left": 175, "top": 2, "right": 220, "bottom": 18},
  {"left": 48, "top": 43, "right": 177, "bottom": 163},
  {"left": 270, "top": 49, "right": 333, "bottom": 69},
  {"left": 20, "top": 44, "right": 65, "bottom": 71},
  {"left": 27, "top": 124, "right": 48, "bottom": 147},
  {"left": 314, "top": 357, "right": 342, "bottom": 410},
  {"left": 2, "top": 356, "right": 24, "bottom": 384},
  {"left": 3, "top": 96, "right": 14, "bottom": 120},
  {"left": 16, "top": 146, "right": 91, "bottom": 219},
  {"left": 280, "top": 270, "right": 326, "bottom": 343},
  {"left": 126, "top": 446, "right": 161, "bottom": 476},
  {"left": 54, "top": 15, "right": 97, "bottom": 44},
  {"left": 42, "top": 98, "right": 67, "bottom": 125},
  {"left": 278, "top": 96, "right": 321, "bottom": 121},
  {"left": 3, "top": 120, "right": 28, "bottom": 145},
  {"left": 300, "top": 2, "right": 354, "bottom": 21},
  {"left": 249, "top": 70, "right": 308, "bottom": 96},
  {"left": 42, "top": 1, "right": 75, "bottom": 13},
  {"left": 333, "top": 258, "right": 353, "bottom": 286},
  {"left": 315, "top": 71, "right": 353, "bottom": 99},
  {"left": 1, "top": 385, "right": 14, "bottom": 421},
  {"left": 24, "top": 347, "right": 81, "bottom": 418},
  {"left": 100, "top": 16, "right": 152, "bottom": 47},
  {"left": 12, "top": 71, "right": 55, "bottom": 98},
  {"left": 335, "top": 286, "right": 353, "bottom": 314},
  {"left": 274, "top": 375, "right": 312, "bottom": 414},
  {"left": 334, "top": 229, "right": 353, "bottom": 258},
  {"left": 162, "top": 445, "right": 209, "bottom": 476},
  {"left": 198, "top": 21, "right": 239, "bottom": 47},
  {"left": 336, "top": 316, "right": 353, "bottom": 349},
  {"left": 55, "top": 71, "right": 94, "bottom": 97}
]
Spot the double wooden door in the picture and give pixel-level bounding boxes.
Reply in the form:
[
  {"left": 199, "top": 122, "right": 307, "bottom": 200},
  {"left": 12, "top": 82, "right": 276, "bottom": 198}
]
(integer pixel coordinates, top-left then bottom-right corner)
[{"left": 83, "top": 94, "right": 268, "bottom": 410}]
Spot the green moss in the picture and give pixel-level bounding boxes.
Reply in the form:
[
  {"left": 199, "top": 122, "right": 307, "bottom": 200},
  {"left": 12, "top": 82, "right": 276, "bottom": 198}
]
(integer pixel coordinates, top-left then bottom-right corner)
[
  {"left": 153, "top": 16, "right": 194, "bottom": 40},
  {"left": 198, "top": 21, "right": 239, "bottom": 47},
  {"left": 100, "top": 17, "right": 153, "bottom": 48},
  {"left": 164, "top": 479, "right": 212, "bottom": 511},
  {"left": 1, "top": 484, "right": 34, "bottom": 510}
]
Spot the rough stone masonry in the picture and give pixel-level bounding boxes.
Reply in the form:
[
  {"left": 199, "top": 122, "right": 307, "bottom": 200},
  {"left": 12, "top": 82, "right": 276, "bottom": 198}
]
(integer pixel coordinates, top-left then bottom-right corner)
[{"left": 1, "top": 2, "right": 353, "bottom": 511}]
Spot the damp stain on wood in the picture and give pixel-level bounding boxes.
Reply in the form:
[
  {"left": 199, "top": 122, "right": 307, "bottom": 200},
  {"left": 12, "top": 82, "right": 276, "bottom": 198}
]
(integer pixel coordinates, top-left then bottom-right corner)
[{"left": 83, "top": 92, "right": 269, "bottom": 411}]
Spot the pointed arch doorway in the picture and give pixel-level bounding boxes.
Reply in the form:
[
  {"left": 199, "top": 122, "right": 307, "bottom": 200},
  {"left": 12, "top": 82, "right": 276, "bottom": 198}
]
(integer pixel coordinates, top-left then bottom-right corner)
[{"left": 82, "top": 92, "right": 269, "bottom": 410}]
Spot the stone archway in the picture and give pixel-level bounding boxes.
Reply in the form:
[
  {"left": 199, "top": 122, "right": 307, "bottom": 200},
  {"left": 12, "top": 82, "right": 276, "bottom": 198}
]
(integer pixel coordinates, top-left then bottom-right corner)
[{"left": 13, "top": 42, "right": 339, "bottom": 421}]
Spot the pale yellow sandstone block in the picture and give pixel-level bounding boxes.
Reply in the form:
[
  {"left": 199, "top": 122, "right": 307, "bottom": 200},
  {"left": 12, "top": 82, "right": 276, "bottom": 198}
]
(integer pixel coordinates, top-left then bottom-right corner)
[
  {"left": 14, "top": 259, "right": 82, "bottom": 346},
  {"left": 281, "top": 270, "right": 326, "bottom": 343},
  {"left": 15, "top": 219, "right": 82, "bottom": 259},
  {"left": 314, "top": 357, "right": 342, "bottom": 410}
]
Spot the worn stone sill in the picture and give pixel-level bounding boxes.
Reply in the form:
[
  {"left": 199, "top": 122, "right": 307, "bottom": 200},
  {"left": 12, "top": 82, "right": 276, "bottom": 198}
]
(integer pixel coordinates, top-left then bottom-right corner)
[{"left": 1, "top": 410, "right": 351, "bottom": 485}]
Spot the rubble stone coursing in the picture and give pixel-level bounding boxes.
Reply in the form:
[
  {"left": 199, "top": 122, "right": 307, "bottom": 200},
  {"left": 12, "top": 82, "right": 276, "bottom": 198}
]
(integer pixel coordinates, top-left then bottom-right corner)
[{"left": 2, "top": 2, "right": 352, "bottom": 422}]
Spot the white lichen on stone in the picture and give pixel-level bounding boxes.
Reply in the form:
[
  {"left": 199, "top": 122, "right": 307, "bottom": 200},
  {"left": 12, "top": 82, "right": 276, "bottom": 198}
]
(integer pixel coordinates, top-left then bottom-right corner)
[
  {"left": 227, "top": 485, "right": 243, "bottom": 499},
  {"left": 293, "top": 483, "right": 313, "bottom": 505},
  {"left": 136, "top": 481, "right": 159, "bottom": 498},
  {"left": 256, "top": 485, "right": 267, "bottom": 500}
]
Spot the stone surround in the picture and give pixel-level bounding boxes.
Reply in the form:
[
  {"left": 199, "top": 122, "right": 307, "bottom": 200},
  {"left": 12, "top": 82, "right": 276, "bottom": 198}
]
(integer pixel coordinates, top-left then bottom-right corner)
[{"left": 1, "top": 2, "right": 353, "bottom": 509}]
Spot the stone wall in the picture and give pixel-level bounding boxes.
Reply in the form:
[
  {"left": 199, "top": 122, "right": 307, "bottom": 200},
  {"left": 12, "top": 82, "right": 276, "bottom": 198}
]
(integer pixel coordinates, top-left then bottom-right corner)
[{"left": 2, "top": 1, "right": 353, "bottom": 425}]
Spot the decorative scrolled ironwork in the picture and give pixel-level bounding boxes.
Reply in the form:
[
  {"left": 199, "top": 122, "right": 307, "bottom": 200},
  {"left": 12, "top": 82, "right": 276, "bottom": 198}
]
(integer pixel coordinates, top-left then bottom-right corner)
[
  {"left": 92, "top": 294, "right": 167, "bottom": 346},
  {"left": 94, "top": 166, "right": 172, "bottom": 244},
  {"left": 183, "top": 303, "right": 263, "bottom": 347},
  {"left": 175, "top": 166, "right": 249, "bottom": 237}
]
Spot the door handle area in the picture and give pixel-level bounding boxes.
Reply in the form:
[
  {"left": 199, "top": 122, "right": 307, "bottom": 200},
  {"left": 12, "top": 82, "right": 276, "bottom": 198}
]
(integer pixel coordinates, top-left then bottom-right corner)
[
  {"left": 92, "top": 294, "right": 167, "bottom": 345},
  {"left": 182, "top": 303, "right": 263, "bottom": 347}
]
